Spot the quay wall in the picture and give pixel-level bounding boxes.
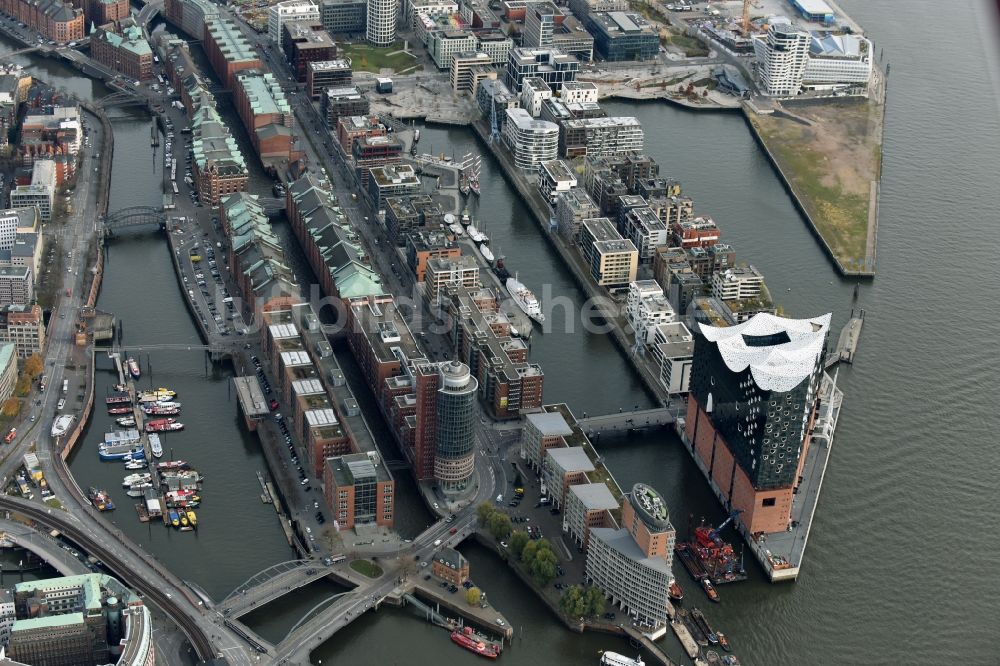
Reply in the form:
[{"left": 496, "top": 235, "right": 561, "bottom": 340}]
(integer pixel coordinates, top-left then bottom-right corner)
[{"left": 58, "top": 351, "right": 94, "bottom": 462}]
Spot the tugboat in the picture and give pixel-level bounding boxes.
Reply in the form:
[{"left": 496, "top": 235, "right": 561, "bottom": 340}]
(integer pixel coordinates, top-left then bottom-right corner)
[
  {"left": 669, "top": 579, "right": 684, "bottom": 604},
  {"left": 701, "top": 578, "right": 720, "bottom": 603},
  {"left": 127, "top": 357, "right": 141, "bottom": 379},
  {"left": 449, "top": 626, "right": 500, "bottom": 659}
]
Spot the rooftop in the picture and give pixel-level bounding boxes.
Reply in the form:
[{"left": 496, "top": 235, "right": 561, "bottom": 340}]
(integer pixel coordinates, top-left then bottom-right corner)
[
  {"left": 589, "top": 527, "right": 670, "bottom": 574},
  {"left": 546, "top": 445, "right": 595, "bottom": 473},
  {"left": 569, "top": 482, "right": 619, "bottom": 511},
  {"left": 525, "top": 410, "right": 573, "bottom": 436}
]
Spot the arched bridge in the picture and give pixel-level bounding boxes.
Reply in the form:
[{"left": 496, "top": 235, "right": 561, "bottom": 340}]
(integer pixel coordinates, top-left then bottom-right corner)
[
  {"left": 218, "top": 559, "right": 327, "bottom": 618},
  {"left": 99, "top": 91, "right": 149, "bottom": 109},
  {"left": 0, "top": 46, "right": 46, "bottom": 62},
  {"left": 102, "top": 206, "right": 167, "bottom": 233}
]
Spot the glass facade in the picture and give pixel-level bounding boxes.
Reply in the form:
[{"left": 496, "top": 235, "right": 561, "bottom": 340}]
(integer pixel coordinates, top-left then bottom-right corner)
[{"left": 434, "top": 361, "right": 477, "bottom": 492}]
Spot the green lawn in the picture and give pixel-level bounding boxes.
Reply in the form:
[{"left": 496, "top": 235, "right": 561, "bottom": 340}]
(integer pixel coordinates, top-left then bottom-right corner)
[
  {"left": 44, "top": 498, "right": 63, "bottom": 509},
  {"left": 350, "top": 559, "right": 384, "bottom": 578},
  {"left": 338, "top": 42, "right": 422, "bottom": 74}
]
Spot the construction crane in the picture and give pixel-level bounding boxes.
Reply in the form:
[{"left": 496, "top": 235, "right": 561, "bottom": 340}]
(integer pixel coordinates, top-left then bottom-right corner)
[
  {"left": 741, "top": 0, "right": 752, "bottom": 35},
  {"left": 709, "top": 509, "right": 744, "bottom": 540}
]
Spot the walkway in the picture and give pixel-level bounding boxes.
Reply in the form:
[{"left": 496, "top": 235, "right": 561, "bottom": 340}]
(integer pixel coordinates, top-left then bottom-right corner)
[
  {"left": 577, "top": 406, "right": 681, "bottom": 435},
  {"left": 218, "top": 560, "right": 324, "bottom": 618}
]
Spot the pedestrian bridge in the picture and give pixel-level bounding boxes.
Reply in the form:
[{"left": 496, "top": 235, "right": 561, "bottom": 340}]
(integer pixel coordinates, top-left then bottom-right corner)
[
  {"left": 218, "top": 559, "right": 325, "bottom": 618},
  {"left": 576, "top": 406, "right": 680, "bottom": 436}
]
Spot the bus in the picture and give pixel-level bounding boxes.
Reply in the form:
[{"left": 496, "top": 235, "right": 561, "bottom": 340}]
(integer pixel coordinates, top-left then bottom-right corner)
[
  {"left": 329, "top": 554, "right": 346, "bottom": 564},
  {"left": 62, "top": 380, "right": 68, "bottom": 394}
]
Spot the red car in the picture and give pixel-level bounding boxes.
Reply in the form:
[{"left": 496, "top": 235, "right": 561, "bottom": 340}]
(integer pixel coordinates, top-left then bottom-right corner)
[
  {"left": 449, "top": 527, "right": 458, "bottom": 535},
  {"left": 269, "top": 398, "right": 279, "bottom": 411}
]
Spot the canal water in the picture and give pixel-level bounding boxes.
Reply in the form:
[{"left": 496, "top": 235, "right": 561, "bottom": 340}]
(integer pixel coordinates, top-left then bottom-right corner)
[{"left": 5, "top": 0, "right": 999, "bottom": 661}]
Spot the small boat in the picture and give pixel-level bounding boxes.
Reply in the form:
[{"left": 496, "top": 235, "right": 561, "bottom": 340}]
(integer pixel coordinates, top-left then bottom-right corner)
[
  {"left": 692, "top": 609, "right": 718, "bottom": 644},
  {"left": 479, "top": 244, "right": 494, "bottom": 263},
  {"left": 469, "top": 178, "right": 480, "bottom": 196},
  {"left": 706, "top": 651, "right": 722, "bottom": 666},
  {"left": 448, "top": 222, "right": 464, "bottom": 236},
  {"left": 143, "top": 406, "right": 180, "bottom": 416},
  {"left": 127, "top": 357, "right": 140, "bottom": 379},
  {"left": 180, "top": 513, "right": 189, "bottom": 527},
  {"left": 165, "top": 489, "right": 200, "bottom": 501},
  {"left": 157, "top": 460, "right": 189, "bottom": 470},
  {"left": 116, "top": 416, "right": 136, "bottom": 427},
  {"left": 169, "top": 509, "right": 180, "bottom": 527},
  {"left": 123, "top": 458, "right": 146, "bottom": 470},
  {"left": 701, "top": 578, "right": 720, "bottom": 603},
  {"left": 186, "top": 510, "right": 197, "bottom": 527},
  {"left": 113, "top": 383, "right": 128, "bottom": 392},
  {"left": 669, "top": 579, "right": 684, "bottom": 604},
  {"left": 107, "top": 406, "right": 132, "bottom": 415},
  {"left": 718, "top": 632, "right": 731, "bottom": 652},
  {"left": 509, "top": 325, "right": 519, "bottom": 338},
  {"left": 122, "top": 473, "right": 152, "bottom": 487},
  {"left": 600, "top": 652, "right": 645, "bottom": 666},
  {"left": 126, "top": 483, "right": 153, "bottom": 497},
  {"left": 413, "top": 128, "right": 420, "bottom": 143},
  {"left": 460, "top": 209, "right": 472, "bottom": 226},
  {"left": 467, "top": 225, "right": 485, "bottom": 243},
  {"left": 105, "top": 392, "right": 131, "bottom": 405},
  {"left": 721, "top": 655, "right": 741, "bottom": 666},
  {"left": 146, "top": 418, "right": 183, "bottom": 433},
  {"left": 149, "top": 434, "right": 163, "bottom": 458},
  {"left": 88, "top": 487, "right": 115, "bottom": 511}
]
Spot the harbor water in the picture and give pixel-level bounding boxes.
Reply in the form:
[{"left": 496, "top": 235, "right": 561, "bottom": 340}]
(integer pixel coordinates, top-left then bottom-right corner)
[{"left": 3, "top": 0, "right": 999, "bottom": 662}]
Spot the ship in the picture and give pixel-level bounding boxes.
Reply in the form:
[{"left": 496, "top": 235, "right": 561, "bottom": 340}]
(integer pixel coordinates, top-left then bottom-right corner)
[
  {"left": 449, "top": 222, "right": 465, "bottom": 236},
  {"left": 107, "top": 406, "right": 132, "bottom": 415},
  {"left": 467, "top": 225, "right": 487, "bottom": 244},
  {"left": 100, "top": 445, "right": 145, "bottom": 462},
  {"left": 157, "top": 460, "right": 189, "bottom": 470},
  {"left": 186, "top": 510, "right": 198, "bottom": 527},
  {"left": 676, "top": 512, "right": 748, "bottom": 585},
  {"left": 717, "top": 632, "right": 731, "bottom": 652},
  {"left": 669, "top": 580, "right": 684, "bottom": 604},
  {"left": 143, "top": 405, "right": 180, "bottom": 416},
  {"left": 127, "top": 358, "right": 140, "bottom": 379},
  {"left": 123, "top": 458, "right": 146, "bottom": 470},
  {"left": 479, "top": 244, "right": 494, "bottom": 263},
  {"left": 126, "top": 483, "right": 153, "bottom": 497},
  {"left": 137, "top": 389, "right": 176, "bottom": 403},
  {"left": 180, "top": 512, "right": 189, "bottom": 527},
  {"left": 116, "top": 416, "right": 136, "bottom": 427},
  {"left": 600, "top": 652, "right": 645, "bottom": 666},
  {"left": 450, "top": 626, "right": 500, "bottom": 659},
  {"left": 105, "top": 392, "right": 131, "bottom": 405},
  {"left": 148, "top": 433, "right": 163, "bottom": 458},
  {"left": 165, "top": 489, "right": 200, "bottom": 501},
  {"left": 506, "top": 276, "right": 545, "bottom": 324},
  {"left": 469, "top": 177, "right": 480, "bottom": 196},
  {"left": 88, "top": 487, "right": 115, "bottom": 511},
  {"left": 460, "top": 208, "right": 472, "bottom": 226},
  {"left": 146, "top": 419, "right": 183, "bottom": 433},
  {"left": 692, "top": 609, "right": 718, "bottom": 644}
]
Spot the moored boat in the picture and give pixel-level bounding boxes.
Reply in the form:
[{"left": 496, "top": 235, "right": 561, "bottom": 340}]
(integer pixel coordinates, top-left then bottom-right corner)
[
  {"left": 169, "top": 509, "right": 179, "bottom": 527},
  {"left": 127, "top": 357, "right": 140, "bottom": 379},
  {"left": 105, "top": 392, "right": 130, "bottom": 405},
  {"left": 116, "top": 416, "right": 136, "bottom": 427},
  {"left": 123, "top": 458, "right": 146, "bottom": 470},
  {"left": 669, "top": 579, "right": 684, "bottom": 604},
  {"left": 122, "top": 473, "right": 152, "bottom": 487},
  {"left": 186, "top": 510, "right": 197, "bottom": 527},
  {"left": 692, "top": 609, "right": 718, "bottom": 644},
  {"left": 449, "top": 626, "right": 499, "bottom": 659},
  {"left": 149, "top": 433, "right": 163, "bottom": 458},
  {"left": 157, "top": 460, "right": 189, "bottom": 470},
  {"left": 506, "top": 275, "right": 545, "bottom": 324},
  {"left": 600, "top": 651, "right": 645, "bottom": 666},
  {"left": 701, "top": 578, "right": 720, "bottom": 603},
  {"left": 479, "top": 244, "right": 494, "bottom": 263},
  {"left": 718, "top": 632, "right": 731, "bottom": 652},
  {"left": 146, "top": 418, "right": 183, "bottom": 433},
  {"left": 88, "top": 487, "right": 115, "bottom": 511},
  {"left": 107, "top": 406, "right": 132, "bottom": 415},
  {"left": 126, "top": 483, "right": 153, "bottom": 497}
]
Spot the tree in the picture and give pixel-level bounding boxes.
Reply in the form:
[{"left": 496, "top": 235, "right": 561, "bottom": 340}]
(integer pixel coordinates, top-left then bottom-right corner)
[
  {"left": 559, "top": 585, "right": 584, "bottom": 616},
  {"left": 23, "top": 354, "right": 43, "bottom": 378},
  {"left": 487, "top": 512, "right": 511, "bottom": 540},
  {"left": 465, "top": 586, "right": 482, "bottom": 606},
  {"left": 508, "top": 530, "right": 530, "bottom": 558},
  {"left": 477, "top": 502, "right": 496, "bottom": 525},
  {"left": 1, "top": 398, "right": 19, "bottom": 418},
  {"left": 530, "top": 547, "right": 558, "bottom": 586},
  {"left": 14, "top": 375, "right": 30, "bottom": 397},
  {"left": 585, "top": 586, "right": 606, "bottom": 617},
  {"left": 520, "top": 539, "right": 539, "bottom": 565}
]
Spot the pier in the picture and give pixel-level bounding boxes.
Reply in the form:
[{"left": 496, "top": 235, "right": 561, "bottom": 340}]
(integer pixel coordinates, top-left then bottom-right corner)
[{"left": 826, "top": 308, "right": 865, "bottom": 367}]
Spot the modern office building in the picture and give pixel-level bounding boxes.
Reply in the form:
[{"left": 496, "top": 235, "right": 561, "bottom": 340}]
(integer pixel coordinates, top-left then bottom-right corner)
[
  {"left": 431, "top": 361, "right": 478, "bottom": 494},
  {"left": 586, "top": 483, "right": 676, "bottom": 626},
  {"left": 282, "top": 20, "right": 337, "bottom": 81},
  {"left": 476, "top": 77, "right": 520, "bottom": 128},
  {"left": 9, "top": 160, "right": 56, "bottom": 222},
  {"left": 555, "top": 187, "right": 599, "bottom": 241},
  {"left": 320, "top": 0, "right": 366, "bottom": 34},
  {"left": 322, "top": 86, "right": 369, "bottom": 127},
  {"left": 353, "top": 134, "right": 404, "bottom": 186},
  {"left": 542, "top": 446, "right": 594, "bottom": 508},
  {"left": 537, "top": 158, "right": 577, "bottom": 204},
  {"left": 752, "top": 22, "right": 810, "bottom": 96},
  {"left": 802, "top": 32, "right": 873, "bottom": 93},
  {"left": 324, "top": 451, "right": 395, "bottom": 529},
  {"left": 403, "top": 226, "right": 458, "bottom": 276},
  {"left": 789, "top": 0, "right": 834, "bottom": 24},
  {"left": 474, "top": 30, "right": 513, "bottom": 66},
  {"left": 368, "top": 164, "right": 421, "bottom": 208},
  {"left": 450, "top": 51, "right": 494, "bottom": 93},
  {"left": 621, "top": 203, "right": 668, "bottom": 263},
  {"left": 0, "top": 342, "right": 15, "bottom": 403},
  {"left": 8, "top": 574, "right": 154, "bottom": 666},
  {"left": 427, "top": 29, "right": 477, "bottom": 70},
  {"left": 504, "top": 46, "right": 579, "bottom": 93},
  {"left": 711, "top": 265, "right": 765, "bottom": 302},
  {"left": 366, "top": 0, "right": 397, "bottom": 46},
  {"left": 522, "top": 2, "right": 592, "bottom": 60},
  {"left": 649, "top": 321, "right": 693, "bottom": 394},
  {"left": 587, "top": 11, "right": 658, "bottom": 61},
  {"left": 520, "top": 76, "right": 552, "bottom": 117},
  {"left": 565, "top": 482, "right": 618, "bottom": 550},
  {"left": 561, "top": 116, "right": 643, "bottom": 159},
  {"left": 0, "top": 266, "right": 30, "bottom": 307},
  {"left": 425, "top": 255, "right": 479, "bottom": 301},
  {"left": 503, "top": 108, "right": 558, "bottom": 170},
  {"left": 578, "top": 217, "right": 638, "bottom": 290},
  {"left": 269, "top": 0, "right": 320, "bottom": 43},
  {"left": 625, "top": 279, "right": 675, "bottom": 345},
  {"left": 685, "top": 312, "right": 831, "bottom": 534},
  {"left": 306, "top": 59, "right": 352, "bottom": 97}
]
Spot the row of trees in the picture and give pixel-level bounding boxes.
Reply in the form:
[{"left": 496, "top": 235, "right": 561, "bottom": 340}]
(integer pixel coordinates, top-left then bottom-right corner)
[
  {"left": 3, "top": 354, "right": 43, "bottom": 419},
  {"left": 477, "top": 502, "right": 512, "bottom": 541},
  {"left": 503, "top": 528, "right": 559, "bottom": 586},
  {"left": 557, "top": 585, "right": 606, "bottom": 619}
]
